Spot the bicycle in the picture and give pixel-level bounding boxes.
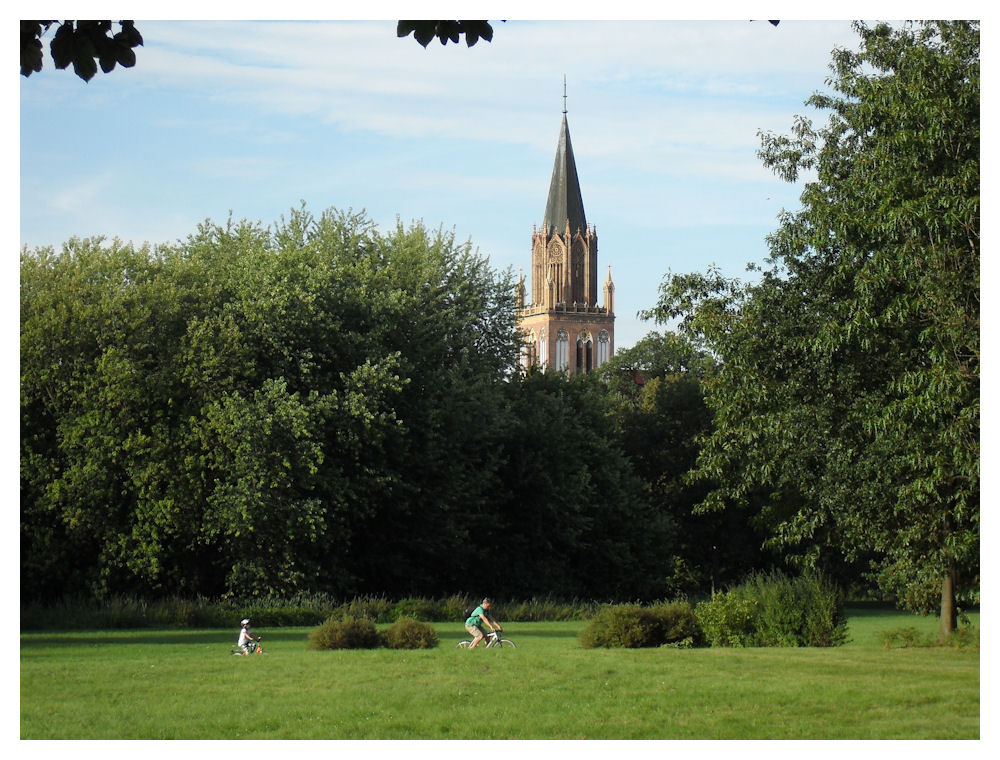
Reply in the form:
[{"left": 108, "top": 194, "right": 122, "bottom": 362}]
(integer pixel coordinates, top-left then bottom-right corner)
[
  {"left": 231, "top": 638, "right": 266, "bottom": 655},
  {"left": 456, "top": 629, "right": 516, "bottom": 649}
]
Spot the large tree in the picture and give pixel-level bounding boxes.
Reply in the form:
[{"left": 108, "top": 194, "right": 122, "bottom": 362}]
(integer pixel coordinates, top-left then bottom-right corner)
[
  {"left": 646, "top": 21, "right": 979, "bottom": 638},
  {"left": 20, "top": 207, "right": 521, "bottom": 599}
]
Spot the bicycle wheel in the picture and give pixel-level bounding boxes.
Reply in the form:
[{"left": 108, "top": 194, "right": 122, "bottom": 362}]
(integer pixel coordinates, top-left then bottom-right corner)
[
  {"left": 455, "top": 640, "right": 472, "bottom": 649},
  {"left": 495, "top": 638, "right": 516, "bottom": 648}
]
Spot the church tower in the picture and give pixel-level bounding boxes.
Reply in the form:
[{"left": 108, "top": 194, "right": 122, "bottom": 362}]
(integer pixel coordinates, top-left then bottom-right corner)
[{"left": 517, "top": 87, "right": 615, "bottom": 375}]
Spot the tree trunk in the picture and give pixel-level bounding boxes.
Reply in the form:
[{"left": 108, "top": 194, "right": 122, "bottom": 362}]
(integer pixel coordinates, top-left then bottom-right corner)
[{"left": 938, "top": 568, "right": 958, "bottom": 643}]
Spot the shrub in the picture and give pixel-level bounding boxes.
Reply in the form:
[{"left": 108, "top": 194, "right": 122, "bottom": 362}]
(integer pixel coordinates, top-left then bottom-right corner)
[
  {"left": 331, "top": 596, "right": 395, "bottom": 624},
  {"left": 306, "top": 616, "right": 381, "bottom": 650},
  {"left": 392, "top": 598, "right": 439, "bottom": 622},
  {"left": 695, "top": 593, "right": 759, "bottom": 647},
  {"left": 505, "top": 597, "right": 596, "bottom": 622},
  {"left": 648, "top": 601, "right": 705, "bottom": 647},
  {"left": 695, "top": 571, "right": 848, "bottom": 648},
  {"left": 579, "top": 602, "right": 704, "bottom": 648},
  {"left": 381, "top": 617, "right": 440, "bottom": 649},
  {"left": 943, "top": 624, "right": 980, "bottom": 649},
  {"left": 438, "top": 594, "right": 472, "bottom": 622},
  {"left": 879, "top": 626, "right": 929, "bottom": 649}
]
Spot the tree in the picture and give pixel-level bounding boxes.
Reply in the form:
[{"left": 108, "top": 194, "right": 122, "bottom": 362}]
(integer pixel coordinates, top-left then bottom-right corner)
[
  {"left": 491, "top": 369, "right": 666, "bottom": 599},
  {"left": 601, "top": 332, "right": 780, "bottom": 596},
  {"left": 20, "top": 207, "right": 521, "bottom": 599},
  {"left": 645, "top": 21, "right": 979, "bottom": 637}
]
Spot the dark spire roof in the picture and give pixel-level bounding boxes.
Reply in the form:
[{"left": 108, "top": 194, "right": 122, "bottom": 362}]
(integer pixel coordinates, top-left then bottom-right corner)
[{"left": 543, "top": 113, "right": 587, "bottom": 236}]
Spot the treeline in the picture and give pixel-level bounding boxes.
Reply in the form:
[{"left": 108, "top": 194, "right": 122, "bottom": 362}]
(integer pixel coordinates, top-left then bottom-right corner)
[
  {"left": 21, "top": 207, "right": 771, "bottom": 603},
  {"left": 21, "top": 22, "right": 979, "bottom": 629}
]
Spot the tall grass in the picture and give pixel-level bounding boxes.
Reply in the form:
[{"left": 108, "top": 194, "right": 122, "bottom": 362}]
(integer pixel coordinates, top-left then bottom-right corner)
[{"left": 20, "top": 594, "right": 600, "bottom": 631}]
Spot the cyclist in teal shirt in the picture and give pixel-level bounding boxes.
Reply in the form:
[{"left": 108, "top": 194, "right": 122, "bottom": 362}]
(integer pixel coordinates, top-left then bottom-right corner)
[{"left": 465, "top": 597, "right": 501, "bottom": 649}]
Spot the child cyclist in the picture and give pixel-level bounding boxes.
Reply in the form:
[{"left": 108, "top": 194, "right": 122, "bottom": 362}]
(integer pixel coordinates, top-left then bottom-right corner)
[
  {"left": 464, "top": 598, "right": 502, "bottom": 650},
  {"left": 237, "top": 618, "right": 261, "bottom": 655}
]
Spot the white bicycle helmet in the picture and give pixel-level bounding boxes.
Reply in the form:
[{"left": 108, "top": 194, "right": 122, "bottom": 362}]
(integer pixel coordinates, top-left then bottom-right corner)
[{"left": 241, "top": 618, "right": 250, "bottom": 626}]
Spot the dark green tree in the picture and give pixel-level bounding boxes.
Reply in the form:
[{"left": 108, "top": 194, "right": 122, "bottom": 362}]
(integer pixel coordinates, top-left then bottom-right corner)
[
  {"left": 645, "top": 21, "right": 979, "bottom": 637},
  {"left": 491, "top": 368, "right": 667, "bottom": 599},
  {"left": 601, "top": 332, "right": 781, "bottom": 596}
]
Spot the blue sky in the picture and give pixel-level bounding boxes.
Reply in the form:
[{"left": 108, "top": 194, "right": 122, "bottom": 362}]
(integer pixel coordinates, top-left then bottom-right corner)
[{"left": 16, "top": 6, "right": 978, "bottom": 351}]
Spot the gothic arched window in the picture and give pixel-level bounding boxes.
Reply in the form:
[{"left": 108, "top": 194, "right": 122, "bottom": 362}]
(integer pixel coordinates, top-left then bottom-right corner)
[
  {"left": 521, "top": 331, "right": 537, "bottom": 369},
  {"left": 576, "top": 333, "right": 593, "bottom": 373},
  {"left": 555, "top": 329, "right": 569, "bottom": 372},
  {"left": 597, "top": 330, "right": 611, "bottom": 368}
]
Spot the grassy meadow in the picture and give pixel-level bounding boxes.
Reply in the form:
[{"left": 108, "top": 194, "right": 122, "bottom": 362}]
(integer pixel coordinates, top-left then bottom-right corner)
[{"left": 20, "top": 609, "right": 979, "bottom": 740}]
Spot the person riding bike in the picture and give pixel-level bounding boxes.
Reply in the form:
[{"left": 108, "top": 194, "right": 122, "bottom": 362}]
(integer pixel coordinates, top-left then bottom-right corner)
[
  {"left": 237, "top": 618, "right": 261, "bottom": 655},
  {"left": 464, "top": 597, "right": 501, "bottom": 650}
]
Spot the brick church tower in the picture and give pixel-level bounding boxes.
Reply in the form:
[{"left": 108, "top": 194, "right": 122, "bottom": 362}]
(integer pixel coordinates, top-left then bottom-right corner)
[{"left": 517, "top": 95, "right": 615, "bottom": 375}]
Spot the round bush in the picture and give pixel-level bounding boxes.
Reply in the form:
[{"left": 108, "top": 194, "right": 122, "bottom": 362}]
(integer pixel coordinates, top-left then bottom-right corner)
[
  {"left": 381, "top": 617, "right": 440, "bottom": 649},
  {"left": 307, "top": 616, "right": 381, "bottom": 650},
  {"left": 648, "top": 601, "right": 705, "bottom": 647}
]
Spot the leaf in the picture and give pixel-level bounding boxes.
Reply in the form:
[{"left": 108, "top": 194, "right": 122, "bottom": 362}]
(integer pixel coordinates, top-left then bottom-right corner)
[
  {"left": 72, "top": 49, "right": 99, "bottom": 82},
  {"left": 49, "top": 23, "right": 76, "bottom": 70}
]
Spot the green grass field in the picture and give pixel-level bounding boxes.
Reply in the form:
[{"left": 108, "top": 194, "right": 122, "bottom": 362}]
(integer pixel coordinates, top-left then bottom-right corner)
[{"left": 20, "top": 609, "right": 979, "bottom": 739}]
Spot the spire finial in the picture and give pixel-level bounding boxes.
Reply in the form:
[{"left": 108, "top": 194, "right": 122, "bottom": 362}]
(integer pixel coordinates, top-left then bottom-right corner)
[{"left": 562, "top": 75, "right": 567, "bottom": 114}]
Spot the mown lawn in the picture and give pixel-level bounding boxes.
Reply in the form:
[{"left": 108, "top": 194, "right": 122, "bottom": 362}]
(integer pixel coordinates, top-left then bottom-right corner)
[{"left": 20, "top": 610, "right": 979, "bottom": 739}]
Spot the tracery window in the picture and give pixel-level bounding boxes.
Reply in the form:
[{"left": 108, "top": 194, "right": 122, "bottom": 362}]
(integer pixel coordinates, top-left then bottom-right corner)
[
  {"left": 555, "top": 329, "right": 569, "bottom": 372},
  {"left": 597, "top": 330, "right": 611, "bottom": 368}
]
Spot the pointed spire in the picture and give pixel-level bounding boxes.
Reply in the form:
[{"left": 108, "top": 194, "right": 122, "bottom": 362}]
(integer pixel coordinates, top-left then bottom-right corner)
[{"left": 543, "top": 79, "right": 586, "bottom": 237}]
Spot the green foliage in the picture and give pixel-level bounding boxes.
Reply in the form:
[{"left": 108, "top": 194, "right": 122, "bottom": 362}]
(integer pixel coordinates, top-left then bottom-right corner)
[
  {"left": 942, "top": 624, "right": 979, "bottom": 650},
  {"left": 380, "top": 617, "right": 440, "bottom": 649},
  {"left": 20, "top": 594, "right": 603, "bottom": 631},
  {"left": 601, "top": 332, "right": 779, "bottom": 596},
  {"left": 494, "top": 370, "right": 665, "bottom": 599},
  {"left": 578, "top": 602, "right": 703, "bottom": 649},
  {"left": 878, "top": 626, "right": 929, "bottom": 649},
  {"left": 879, "top": 622, "right": 979, "bottom": 650},
  {"left": 647, "top": 601, "right": 705, "bottom": 646},
  {"left": 694, "top": 594, "right": 759, "bottom": 647},
  {"left": 503, "top": 598, "right": 596, "bottom": 621},
  {"left": 645, "top": 21, "right": 980, "bottom": 623},
  {"left": 695, "top": 572, "right": 848, "bottom": 647},
  {"left": 391, "top": 598, "right": 439, "bottom": 621},
  {"left": 307, "top": 616, "right": 381, "bottom": 650},
  {"left": 20, "top": 207, "right": 524, "bottom": 601},
  {"left": 329, "top": 596, "right": 396, "bottom": 624}
]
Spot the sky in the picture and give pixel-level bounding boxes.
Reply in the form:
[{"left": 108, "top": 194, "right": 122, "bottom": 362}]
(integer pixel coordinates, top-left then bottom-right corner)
[{"left": 17, "top": 6, "right": 955, "bottom": 352}]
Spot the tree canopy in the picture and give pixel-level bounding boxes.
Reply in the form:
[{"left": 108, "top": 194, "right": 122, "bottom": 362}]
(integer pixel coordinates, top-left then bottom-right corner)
[
  {"left": 20, "top": 207, "right": 675, "bottom": 602},
  {"left": 645, "top": 21, "right": 979, "bottom": 637}
]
